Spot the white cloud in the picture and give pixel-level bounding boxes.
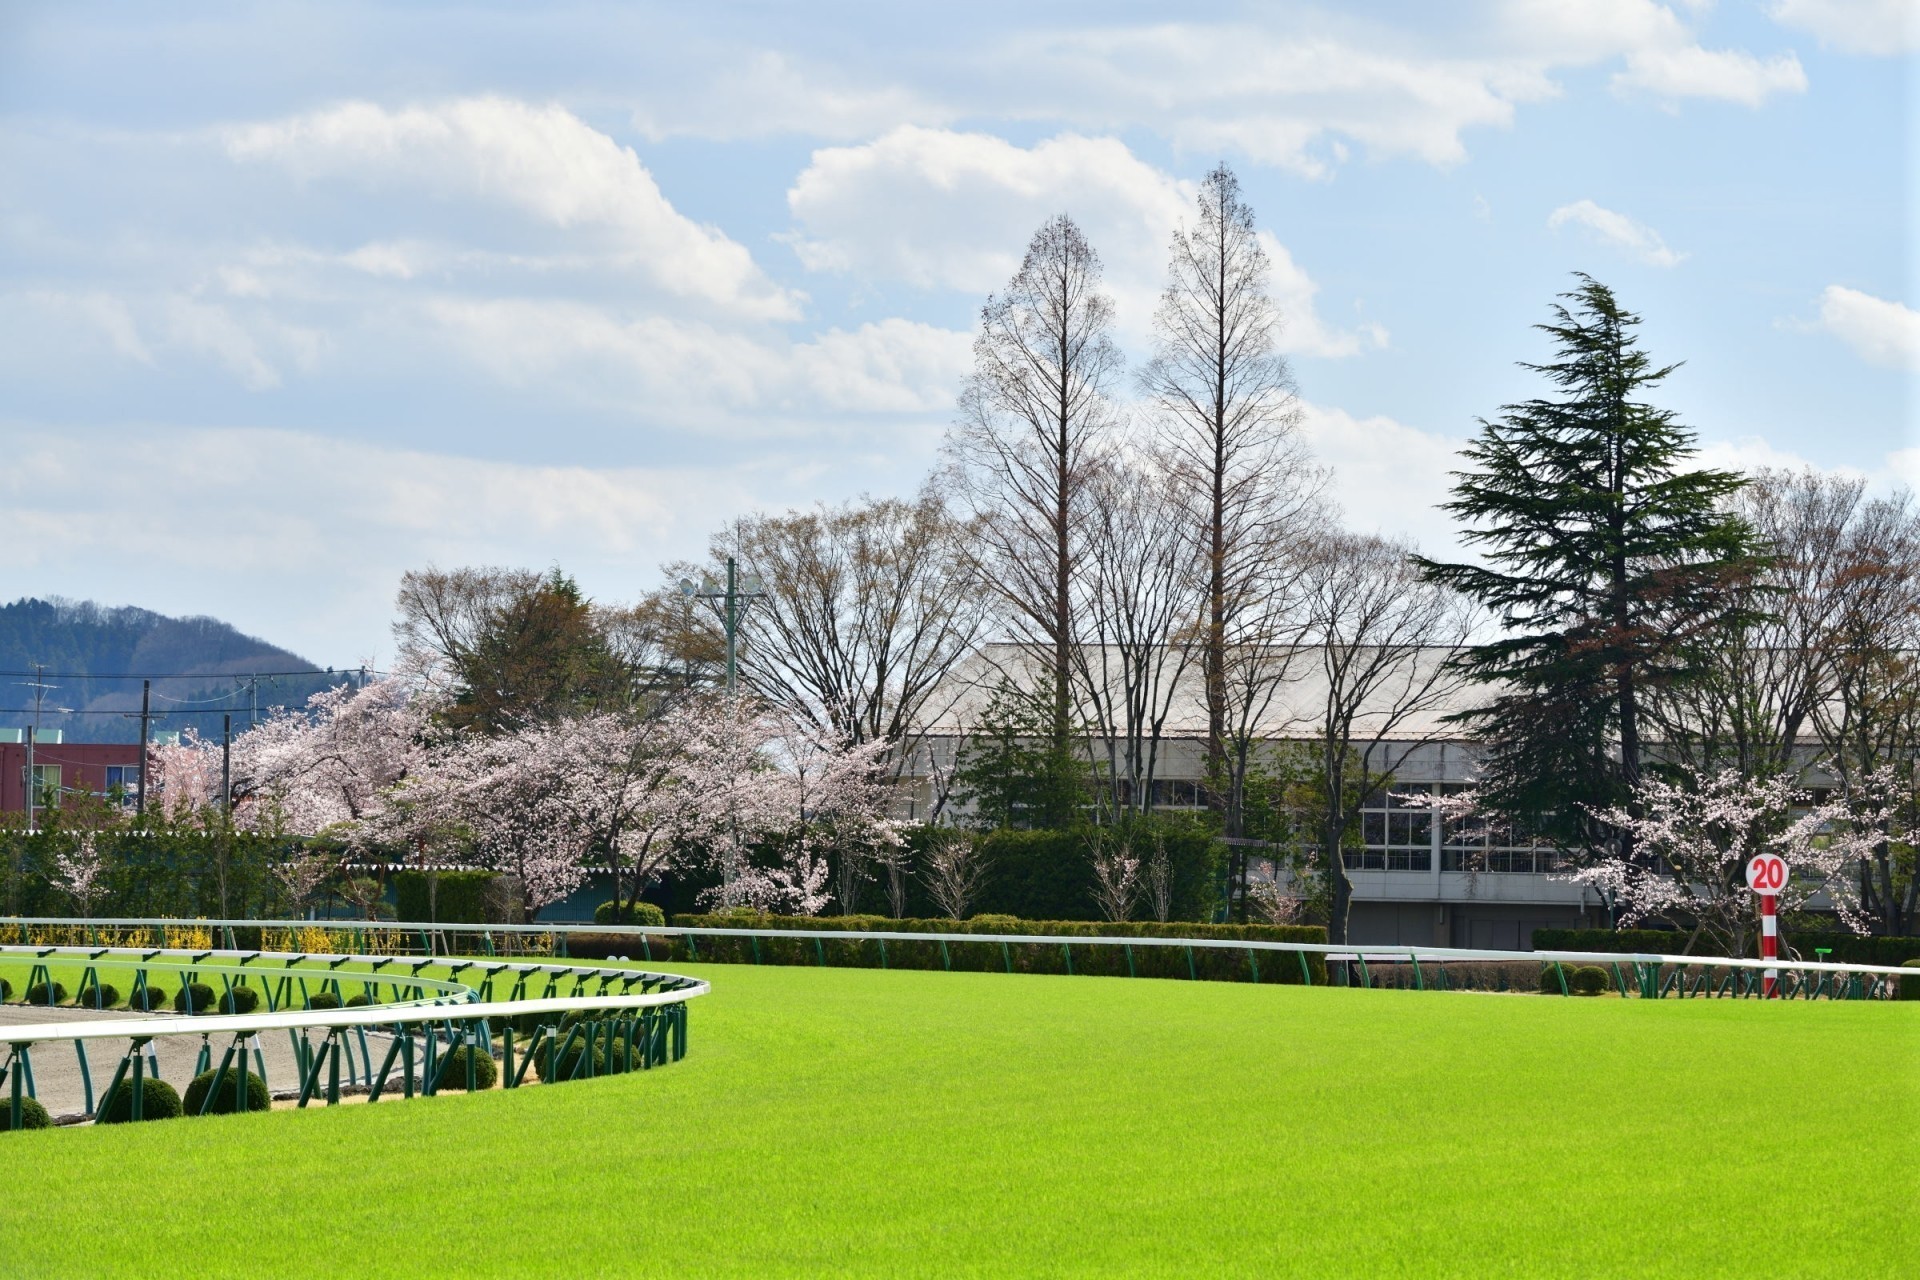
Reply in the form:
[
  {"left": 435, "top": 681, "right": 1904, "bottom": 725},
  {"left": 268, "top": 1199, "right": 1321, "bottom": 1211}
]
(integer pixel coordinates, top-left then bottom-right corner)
[
  {"left": 626, "top": 5, "right": 1809, "bottom": 175},
  {"left": 418, "top": 295, "right": 971, "bottom": 420},
  {"left": 1296, "top": 401, "right": 1472, "bottom": 558},
  {"left": 224, "top": 97, "right": 801, "bottom": 320},
  {"left": 1769, "top": 0, "right": 1920, "bottom": 55},
  {"left": 1547, "top": 199, "right": 1688, "bottom": 267},
  {"left": 0, "top": 421, "right": 782, "bottom": 662},
  {"left": 17, "top": 291, "right": 155, "bottom": 367},
  {"left": 1815, "top": 285, "right": 1920, "bottom": 371},
  {"left": 787, "top": 127, "right": 1386, "bottom": 357},
  {"left": 633, "top": 51, "right": 949, "bottom": 143},
  {"left": 1611, "top": 45, "right": 1807, "bottom": 106}
]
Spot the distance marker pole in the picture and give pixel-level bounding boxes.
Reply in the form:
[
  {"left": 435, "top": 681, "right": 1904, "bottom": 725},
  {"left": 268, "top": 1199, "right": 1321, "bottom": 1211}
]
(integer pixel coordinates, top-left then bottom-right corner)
[{"left": 1760, "top": 892, "right": 1778, "bottom": 998}]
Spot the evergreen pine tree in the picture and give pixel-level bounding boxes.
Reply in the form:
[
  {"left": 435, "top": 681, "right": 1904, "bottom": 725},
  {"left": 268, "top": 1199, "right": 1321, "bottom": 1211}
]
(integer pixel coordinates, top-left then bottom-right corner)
[{"left": 1416, "top": 276, "right": 1765, "bottom": 852}]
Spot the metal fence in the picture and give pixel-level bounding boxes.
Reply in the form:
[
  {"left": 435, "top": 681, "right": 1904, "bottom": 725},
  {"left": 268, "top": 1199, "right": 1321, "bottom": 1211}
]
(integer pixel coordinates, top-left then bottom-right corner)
[{"left": 0, "top": 936, "right": 706, "bottom": 1129}]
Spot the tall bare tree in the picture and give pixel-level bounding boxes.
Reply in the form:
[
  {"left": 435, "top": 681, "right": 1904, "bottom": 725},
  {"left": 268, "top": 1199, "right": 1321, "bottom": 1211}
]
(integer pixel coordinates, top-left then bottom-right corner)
[
  {"left": 691, "top": 492, "right": 985, "bottom": 776},
  {"left": 944, "top": 214, "right": 1123, "bottom": 752},
  {"left": 1140, "top": 164, "right": 1319, "bottom": 836},
  {"left": 1652, "top": 469, "right": 1864, "bottom": 777},
  {"left": 1071, "top": 448, "right": 1202, "bottom": 818},
  {"left": 1808, "top": 486, "right": 1920, "bottom": 935},
  {"left": 1302, "top": 534, "right": 1474, "bottom": 943}
]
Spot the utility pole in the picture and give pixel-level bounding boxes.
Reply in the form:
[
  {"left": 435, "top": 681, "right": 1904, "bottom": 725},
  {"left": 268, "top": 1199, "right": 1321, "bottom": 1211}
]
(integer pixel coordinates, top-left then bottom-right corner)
[
  {"left": 24, "top": 664, "right": 45, "bottom": 835},
  {"left": 222, "top": 713, "right": 232, "bottom": 814},
  {"left": 135, "top": 678, "right": 150, "bottom": 820},
  {"left": 680, "top": 556, "right": 767, "bottom": 694}
]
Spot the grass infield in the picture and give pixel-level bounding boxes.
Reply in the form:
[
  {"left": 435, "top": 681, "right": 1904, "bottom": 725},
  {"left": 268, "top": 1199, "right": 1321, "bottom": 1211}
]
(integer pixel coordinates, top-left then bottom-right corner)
[{"left": 0, "top": 961, "right": 1913, "bottom": 1277}]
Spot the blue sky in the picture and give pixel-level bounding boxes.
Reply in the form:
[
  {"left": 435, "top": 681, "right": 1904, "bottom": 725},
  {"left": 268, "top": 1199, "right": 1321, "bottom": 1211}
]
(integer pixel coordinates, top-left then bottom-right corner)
[{"left": 1, "top": 0, "right": 1913, "bottom": 663}]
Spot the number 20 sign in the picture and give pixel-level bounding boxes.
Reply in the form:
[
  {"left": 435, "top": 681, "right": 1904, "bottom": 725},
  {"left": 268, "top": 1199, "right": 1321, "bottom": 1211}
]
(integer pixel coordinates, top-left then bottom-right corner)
[{"left": 1746, "top": 854, "right": 1789, "bottom": 894}]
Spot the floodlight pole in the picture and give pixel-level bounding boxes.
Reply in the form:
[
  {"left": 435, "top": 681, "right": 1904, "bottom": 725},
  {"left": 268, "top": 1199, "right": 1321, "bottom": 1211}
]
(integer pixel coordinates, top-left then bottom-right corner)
[
  {"left": 682, "top": 556, "right": 766, "bottom": 696},
  {"left": 724, "top": 556, "right": 740, "bottom": 694}
]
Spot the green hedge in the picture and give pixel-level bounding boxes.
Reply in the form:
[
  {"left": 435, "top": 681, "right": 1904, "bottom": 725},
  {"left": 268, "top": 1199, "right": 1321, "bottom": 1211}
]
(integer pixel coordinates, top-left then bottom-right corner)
[
  {"left": 1533, "top": 928, "right": 1920, "bottom": 966},
  {"left": 393, "top": 870, "right": 500, "bottom": 924},
  {"left": 670, "top": 914, "right": 1327, "bottom": 984},
  {"left": 1901, "top": 959, "right": 1919, "bottom": 1002},
  {"left": 594, "top": 900, "right": 666, "bottom": 927},
  {"left": 972, "top": 823, "right": 1222, "bottom": 922}
]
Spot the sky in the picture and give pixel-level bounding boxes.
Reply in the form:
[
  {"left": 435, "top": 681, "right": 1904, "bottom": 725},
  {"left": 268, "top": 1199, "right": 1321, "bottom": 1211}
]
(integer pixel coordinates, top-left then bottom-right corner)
[{"left": 1, "top": 0, "right": 1914, "bottom": 665}]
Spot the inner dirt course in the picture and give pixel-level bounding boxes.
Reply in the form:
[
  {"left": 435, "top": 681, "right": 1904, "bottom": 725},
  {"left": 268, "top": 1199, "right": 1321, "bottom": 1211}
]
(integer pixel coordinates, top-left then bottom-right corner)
[{"left": 1, "top": 962, "right": 1912, "bottom": 1278}]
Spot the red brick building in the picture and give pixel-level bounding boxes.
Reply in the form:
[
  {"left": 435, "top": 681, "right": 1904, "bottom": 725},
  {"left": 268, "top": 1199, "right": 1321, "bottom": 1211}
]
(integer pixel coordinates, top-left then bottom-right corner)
[{"left": 0, "top": 738, "right": 143, "bottom": 813}]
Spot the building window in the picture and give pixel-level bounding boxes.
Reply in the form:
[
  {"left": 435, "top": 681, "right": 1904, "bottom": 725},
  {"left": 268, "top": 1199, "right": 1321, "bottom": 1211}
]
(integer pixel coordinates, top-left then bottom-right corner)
[
  {"left": 1437, "top": 785, "right": 1567, "bottom": 874},
  {"left": 23, "top": 764, "right": 61, "bottom": 809},
  {"left": 104, "top": 765, "right": 141, "bottom": 802},
  {"left": 1349, "top": 783, "right": 1433, "bottom": 872}
]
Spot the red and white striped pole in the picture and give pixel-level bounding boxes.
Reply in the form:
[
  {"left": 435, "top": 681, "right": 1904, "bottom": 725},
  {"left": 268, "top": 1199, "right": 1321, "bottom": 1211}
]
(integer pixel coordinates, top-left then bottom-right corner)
[
  {"left": 1760, "top": 892, "right": 1778, "bottom": 999},
  {"left": 1746, "top": 854, "right": 1788, "bottom": 999}
]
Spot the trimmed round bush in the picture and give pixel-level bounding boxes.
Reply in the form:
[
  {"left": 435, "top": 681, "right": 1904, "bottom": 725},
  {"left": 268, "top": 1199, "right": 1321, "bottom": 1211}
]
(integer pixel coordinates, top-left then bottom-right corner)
[
  {"left": 0, "top": 977, "right": 12, "bottom": 1000},
  {"left": 1537, "top": 964, "right": 1572, "bottom": 995},
  {"left": 436, "top": 1044, "right": 499, "bottom": 1091},
  {"left": 1568, "top": 965, "right": 1610, "bottom": 996},
  {"left": 173, "top": 983, "right": 218, "bottom": 1014},
  {"left": 594, "top": 899, "right": 667, "bottom": 927},
  {"left": 344, "top": 993, "right": 373, "bottom": 1008},
  {"left": 97, "top": 1076, "right": 182, "bottom": 1124},
  {"left": 219, "top": 985, "right": 260, "bottom": 1015},
  {"left": 532, "top": 1039, "right": 606, "bottom": 1083},
  {"left": 182, "top": 1067, "right": 271, "bottom": 1116},
  {"left": 76, "top": 982, "right": 121, "bottom": 1008},
  {"left": 305, "top": 992, "right": 342, "bottom": 1011},
  {"left": 1899, "top": 958, "right": 1920, "bottom": 1002},
  {"left": 24, "top": 981, "right": 67, "bottom": 1005},
  {"left": 127, "top": 985, "right": 169, "bottom": 1011},
  {"left": 0, "top": 1096, "right": 52, "bottom": 1131}
]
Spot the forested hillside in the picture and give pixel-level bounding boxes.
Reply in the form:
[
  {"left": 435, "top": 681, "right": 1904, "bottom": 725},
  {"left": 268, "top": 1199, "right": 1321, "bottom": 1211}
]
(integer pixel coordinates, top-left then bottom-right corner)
[{"left": 0, "top": 598, "right": 349, "bottom": 743}]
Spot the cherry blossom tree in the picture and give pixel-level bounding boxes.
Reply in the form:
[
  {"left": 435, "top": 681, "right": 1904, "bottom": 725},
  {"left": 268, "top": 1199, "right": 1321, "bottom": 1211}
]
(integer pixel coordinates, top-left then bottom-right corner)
[
  {"left": 147, "top": 730, "right": 223, "bottom": 820},
  {"left": 922, "top": 829, "right": 989, "bottom": 920},
  {"left": 771, "top": 717, "right": 901, "bottom": 916},
  {"left": 1564, "top": 768, "right": 1876, "bottom": 955},
  {"left": 233, "top": 678, "right": 430, "bottom": 837},
  {"left": 52, "top": 831, "right": 107, "bottom": 917},
  {"left": 1087, "top": 832, "right": 1141, "bottom": 922}
]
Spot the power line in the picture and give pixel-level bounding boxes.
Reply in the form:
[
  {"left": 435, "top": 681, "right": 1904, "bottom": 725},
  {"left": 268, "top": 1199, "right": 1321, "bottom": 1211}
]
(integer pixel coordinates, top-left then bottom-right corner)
[
  {"left": 0, "top": 667, "right": 376, "bottom": 680},
  {"left": 0, "top": 707, "right": 254, "bottom": 716}
]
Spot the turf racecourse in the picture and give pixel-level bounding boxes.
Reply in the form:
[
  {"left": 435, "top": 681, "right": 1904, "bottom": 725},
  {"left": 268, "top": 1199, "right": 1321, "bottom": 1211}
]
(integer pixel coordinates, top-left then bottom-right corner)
[{"left": 1, "top": 963, "right": 1912, "bottom": 1278}]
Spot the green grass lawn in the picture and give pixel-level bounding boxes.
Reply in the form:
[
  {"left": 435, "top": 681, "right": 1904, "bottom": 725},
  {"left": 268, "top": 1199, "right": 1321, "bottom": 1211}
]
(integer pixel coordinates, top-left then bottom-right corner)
[{"left": 1, "top": 962, "right": 1914, "bottom": 1278}]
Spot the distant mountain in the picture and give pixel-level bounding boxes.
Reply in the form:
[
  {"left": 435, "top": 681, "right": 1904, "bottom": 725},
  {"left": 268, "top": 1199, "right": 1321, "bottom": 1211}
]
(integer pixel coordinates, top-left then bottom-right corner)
[{"left": 0, "top": 598, "right": 357, "bottom": 744}]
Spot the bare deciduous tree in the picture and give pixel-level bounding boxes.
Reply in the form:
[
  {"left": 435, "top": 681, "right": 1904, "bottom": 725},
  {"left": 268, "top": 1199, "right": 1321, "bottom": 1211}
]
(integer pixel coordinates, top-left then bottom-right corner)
[
  {"left": 1303, "top": 534, "right": 1474, "bottom": 942},
  {"left": 1140, "top": 164, "right": 1322, "bottom": 837},
  {"left": 922, "top": 829, "right": 990, "bottom": 920},
  {"left": 1071, "top": 448, "right": 1201, "bottom": 817},
  {"left": 1146, "top": 836, "right": 1175, "bottom": 923},
  {"left": 943, "top": 214, "right": 1124, "bottom": 753},
  {"left": 1087, "top": 832, "right": 1141, "bottom": 922},
  {"left": 697, "top": 491, "right": 985, "bottom": 777}
]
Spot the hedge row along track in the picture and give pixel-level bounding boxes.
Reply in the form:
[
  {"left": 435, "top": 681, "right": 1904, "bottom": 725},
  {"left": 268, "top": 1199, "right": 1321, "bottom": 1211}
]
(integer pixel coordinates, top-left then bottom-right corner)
[{"left": 0, "top": 941, "right": 707, "bottom": 1127}]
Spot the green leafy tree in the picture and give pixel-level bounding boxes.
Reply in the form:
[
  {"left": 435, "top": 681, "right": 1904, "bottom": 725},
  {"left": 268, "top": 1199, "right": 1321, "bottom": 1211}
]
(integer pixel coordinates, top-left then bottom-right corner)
[
  {"left": 1416, "top": 276, "right": 1764, "bottom": 853},
  {"left": 950, "top": 681, "right": 1094, "bottom": 831},
  {"left": 394, "top": 566, "right": 636, "bottom": 733}
]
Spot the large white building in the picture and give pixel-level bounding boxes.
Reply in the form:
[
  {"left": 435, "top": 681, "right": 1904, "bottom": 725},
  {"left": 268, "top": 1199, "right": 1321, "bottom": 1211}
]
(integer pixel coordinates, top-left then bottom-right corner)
[{"left": 900, "top": 644, "right": 1639, "bottom": 947}]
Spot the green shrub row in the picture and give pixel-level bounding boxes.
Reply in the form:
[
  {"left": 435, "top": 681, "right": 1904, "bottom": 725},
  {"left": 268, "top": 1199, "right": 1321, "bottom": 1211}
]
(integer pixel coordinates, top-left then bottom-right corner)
[
  {"left": 393, "top": 870, "right": 501, "bottom": 923},
  {"left": 667, "top": 914, "right": 1328, "bottom": 984},
  {"left": 1902, "top": 958, "right": 1920, "bottom": 1001},
  {"left": 1533, "top": 928, "right": 1920, "bottom": 966},
  {"left": 594, "top": 900, "right": 666, "bottom": 927}
]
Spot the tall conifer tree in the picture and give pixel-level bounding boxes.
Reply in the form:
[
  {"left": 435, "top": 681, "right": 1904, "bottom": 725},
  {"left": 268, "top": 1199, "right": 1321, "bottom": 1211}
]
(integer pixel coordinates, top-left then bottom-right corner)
[{"left": 1416, "top": 276, "right": 1763, "bottom": 852}]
